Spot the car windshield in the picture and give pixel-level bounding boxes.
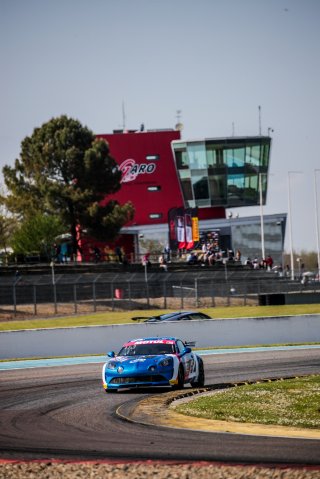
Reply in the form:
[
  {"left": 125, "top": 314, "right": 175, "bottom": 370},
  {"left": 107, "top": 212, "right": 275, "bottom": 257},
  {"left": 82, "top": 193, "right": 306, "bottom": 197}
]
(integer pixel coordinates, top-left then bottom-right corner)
[
  {"left": 147, "top": 312, "right": 182, "bottom": 322},
  {"left": 118, "top": 342, "right": 175, "bottom": 356},
  {"left": 159, "top": 313, "right": 181, "bottom": 320}
]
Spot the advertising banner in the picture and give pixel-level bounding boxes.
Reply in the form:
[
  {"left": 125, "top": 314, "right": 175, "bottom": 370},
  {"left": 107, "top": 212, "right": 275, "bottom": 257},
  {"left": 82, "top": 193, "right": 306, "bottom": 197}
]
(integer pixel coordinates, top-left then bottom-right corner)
[{"left": 168, "top": 207, "right": 198, "bottom": 250}]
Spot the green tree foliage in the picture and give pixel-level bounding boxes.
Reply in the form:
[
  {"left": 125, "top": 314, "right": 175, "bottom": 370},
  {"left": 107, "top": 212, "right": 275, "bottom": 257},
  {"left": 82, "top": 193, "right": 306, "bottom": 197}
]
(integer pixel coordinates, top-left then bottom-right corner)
[
  {"left": 0, "top": 187, "right": 18, "bottom": 257},
  {"left": 0, "top": 215, "right": 17, "bottom": 252},
  {"left": 2, "top": 116, "right": 134, "bottom": 253},
  {"left": 11, "top": 213, "right": 66, "bottom": 259}
]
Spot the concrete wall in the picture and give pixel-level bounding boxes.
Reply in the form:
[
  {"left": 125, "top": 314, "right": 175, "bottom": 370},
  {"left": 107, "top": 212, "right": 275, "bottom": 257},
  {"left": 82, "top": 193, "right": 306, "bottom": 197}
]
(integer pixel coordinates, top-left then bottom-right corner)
[{"left": 1, "top": 315, "right": 320, "bottom": 359}]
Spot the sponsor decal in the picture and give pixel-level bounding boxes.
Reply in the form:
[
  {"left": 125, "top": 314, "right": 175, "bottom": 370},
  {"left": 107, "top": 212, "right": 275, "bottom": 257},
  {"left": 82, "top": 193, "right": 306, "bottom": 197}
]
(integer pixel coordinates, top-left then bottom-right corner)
[
  {"left": 119, "top": 159, "right": 156, "bottom": 183},
  {"left": 134, "top": 340, "right": 175, "bottom": 345},
  {"left": 117, "top": 357, "right": 129, "bottom": 362}
]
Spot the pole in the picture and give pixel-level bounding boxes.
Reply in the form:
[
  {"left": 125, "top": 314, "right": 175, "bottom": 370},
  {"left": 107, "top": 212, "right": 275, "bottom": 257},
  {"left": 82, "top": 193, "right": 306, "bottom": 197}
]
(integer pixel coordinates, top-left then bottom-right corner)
[
  {"left": 144, "top": 262, "right": 147, "bottom": 283},
  {"left": 50, "top": 261, "right": 55, "bottom": 285},
  {"left": 287, "top": 173, "right": 295, "bottom": 280},
  {"left": 314, "top": 169, "right": 320, "bottom": 280},
  {"left": 258, "top": 105, "right": 262, "bottom": 136},
  {"left": 259, "top": 173, "right": 265, "bottom": 262},
  {"left": 287, "top": 171, "right": 303, "bottom": 281}
]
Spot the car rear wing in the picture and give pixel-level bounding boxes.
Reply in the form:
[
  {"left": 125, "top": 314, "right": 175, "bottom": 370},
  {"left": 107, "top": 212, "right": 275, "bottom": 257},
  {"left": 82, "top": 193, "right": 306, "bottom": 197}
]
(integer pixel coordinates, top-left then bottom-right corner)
[
  {"left": 185, "top": 341, "right": 196, "bottom": 347},
  {"left": 131, "top": 316, "right": 150, "bottom": 322}
]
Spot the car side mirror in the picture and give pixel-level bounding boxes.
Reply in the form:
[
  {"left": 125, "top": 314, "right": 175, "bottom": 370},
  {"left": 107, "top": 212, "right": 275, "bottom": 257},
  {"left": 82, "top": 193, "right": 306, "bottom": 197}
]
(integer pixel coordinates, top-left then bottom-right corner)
[
  {"left": 107, "top": 351, "right": 115, "bottom": 358},
  {"left": 181, "top": 347, "right": 192, "bottom": 356}
]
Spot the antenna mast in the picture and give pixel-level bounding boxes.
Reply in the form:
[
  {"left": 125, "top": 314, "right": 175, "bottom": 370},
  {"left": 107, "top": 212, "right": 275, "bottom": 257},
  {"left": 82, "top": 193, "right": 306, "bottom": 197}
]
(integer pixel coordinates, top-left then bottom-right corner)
[
  {"left": 258, "top": 105, "right": 262, "bottom": 135},
  {"left": 175, "top": 109, "right": 184, "bottom": 132},
  {"left": 122, "top": 101, "right": 126, "bottom": 131}
]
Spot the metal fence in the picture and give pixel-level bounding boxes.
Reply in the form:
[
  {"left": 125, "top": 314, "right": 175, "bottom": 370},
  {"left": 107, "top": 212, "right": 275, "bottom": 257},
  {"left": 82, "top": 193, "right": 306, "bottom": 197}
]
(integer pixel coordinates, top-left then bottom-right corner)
[{"left": 1, "top": 270, "right": 320, "bottom": 318}]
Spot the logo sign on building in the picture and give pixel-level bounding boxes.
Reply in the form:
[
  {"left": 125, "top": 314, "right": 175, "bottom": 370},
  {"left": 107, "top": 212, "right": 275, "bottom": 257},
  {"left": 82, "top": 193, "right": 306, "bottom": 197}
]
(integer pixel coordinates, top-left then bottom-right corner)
[{"left": 119, "top": 159, "right": 156, "bottom": 183}]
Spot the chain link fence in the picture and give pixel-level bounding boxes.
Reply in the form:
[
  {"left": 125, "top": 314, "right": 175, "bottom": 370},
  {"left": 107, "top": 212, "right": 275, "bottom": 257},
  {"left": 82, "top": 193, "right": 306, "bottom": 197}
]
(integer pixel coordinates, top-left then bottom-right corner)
[{"left": 1, "top": 269, "right": 320, "bottom": 318}]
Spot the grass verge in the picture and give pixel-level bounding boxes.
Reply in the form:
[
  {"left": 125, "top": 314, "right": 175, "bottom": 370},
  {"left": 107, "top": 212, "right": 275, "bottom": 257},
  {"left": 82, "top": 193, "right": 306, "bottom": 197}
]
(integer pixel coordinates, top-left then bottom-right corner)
[
  {"left": 0, "top": 303, "right": 320, "bottom": 331},
  {"left": 174, "top": 375, "right": 320, "bottom": 429}
]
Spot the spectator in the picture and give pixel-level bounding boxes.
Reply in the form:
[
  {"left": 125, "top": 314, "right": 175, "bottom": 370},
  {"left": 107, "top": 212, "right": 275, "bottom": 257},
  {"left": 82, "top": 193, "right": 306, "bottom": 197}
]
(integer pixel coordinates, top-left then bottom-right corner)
[
  {"left": 265, "top": 255, "right": 274, "bottom": 271},
  {"left": 245, "top": 257, "right": 253, "bottom": 268},
  {"left": 115, "top": 246, "right": 123, "bottom": 263},
  {"left": 93, "top": 246, "right": 101, "bottom": 263},
  {"left": 164, "top": 244, "right": 171, "bottom": 263},
  {"left": 186, "top": 251, "right": 197, "bottom": 265},
  {"left": 253, "top": 257, "right": 259, "bottom": 269},
  {"left": 142, "top": 253, "right": 151, "bottom": 267},
  {"left": 235, "top": 249, "right": 241, "bottom": 261},
  {"left": 159, "top": 254, "right": 168, "bottom": 272}
]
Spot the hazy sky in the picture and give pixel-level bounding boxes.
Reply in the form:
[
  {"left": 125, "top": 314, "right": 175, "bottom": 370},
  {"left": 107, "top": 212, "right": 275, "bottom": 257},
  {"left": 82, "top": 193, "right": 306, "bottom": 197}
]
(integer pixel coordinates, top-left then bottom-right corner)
[{"left": 1, "top": 0, "right": 320, "bottom": 253}]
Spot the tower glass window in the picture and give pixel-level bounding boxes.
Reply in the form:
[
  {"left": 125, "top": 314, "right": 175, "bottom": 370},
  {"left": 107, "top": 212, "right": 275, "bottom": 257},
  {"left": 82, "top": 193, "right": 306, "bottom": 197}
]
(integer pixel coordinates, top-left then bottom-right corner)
[{"left": 172, "top": 136, "right": 271, "bottom": 208}]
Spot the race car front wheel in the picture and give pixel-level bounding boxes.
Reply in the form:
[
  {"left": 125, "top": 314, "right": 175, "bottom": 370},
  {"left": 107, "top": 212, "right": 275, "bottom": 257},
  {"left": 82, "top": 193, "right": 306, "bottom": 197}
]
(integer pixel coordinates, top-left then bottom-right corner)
[{"left": 173, "top": 365, "right": 184, "bottom": 390}]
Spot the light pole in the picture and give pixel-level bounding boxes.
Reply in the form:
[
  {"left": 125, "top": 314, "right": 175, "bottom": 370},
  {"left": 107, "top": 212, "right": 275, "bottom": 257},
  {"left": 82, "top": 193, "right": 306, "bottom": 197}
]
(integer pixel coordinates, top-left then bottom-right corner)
[
  {"left": 297, "top": 257, "right": 301, "bottom": 278},
  {"left": 259, "top": 173, "right": 265, "bottom": 262},
  {"left": 314, "top": 169, "right": 320, "bottom": 280},
  {"left": 287, "top": 171, "right": 303, "bottom": 280},
  {"left": 50, "top": 260, "right": 55, "bottom": 285}
]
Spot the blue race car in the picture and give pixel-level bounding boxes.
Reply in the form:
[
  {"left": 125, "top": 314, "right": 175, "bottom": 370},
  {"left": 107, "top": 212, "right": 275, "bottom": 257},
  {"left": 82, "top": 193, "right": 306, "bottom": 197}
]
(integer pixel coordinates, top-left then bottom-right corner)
[{"left": 102, "top": 336, "right": 205, "bottom": 393}]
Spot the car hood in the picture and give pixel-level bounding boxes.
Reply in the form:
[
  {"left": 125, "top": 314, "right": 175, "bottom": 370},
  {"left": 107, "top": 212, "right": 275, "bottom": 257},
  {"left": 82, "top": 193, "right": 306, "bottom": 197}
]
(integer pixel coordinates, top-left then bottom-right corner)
[{"left": 110, "top": 355, "right": 172, "bottom": 370}]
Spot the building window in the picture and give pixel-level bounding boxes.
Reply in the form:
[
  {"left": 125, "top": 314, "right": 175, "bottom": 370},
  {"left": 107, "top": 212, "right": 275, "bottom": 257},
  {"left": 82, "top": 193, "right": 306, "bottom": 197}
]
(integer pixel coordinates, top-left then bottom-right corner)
[
  {"left": 147, "top": 186, "right": 161, "bottom": 191},
  {"left": 173, "top": 137, "right": 271, "bottom": 208},
  {"left": 149, "top": 213, "right": 162, "bottom": 219},
  {"left": 146, "top": 154, "right": 160, "bottom": 161}
]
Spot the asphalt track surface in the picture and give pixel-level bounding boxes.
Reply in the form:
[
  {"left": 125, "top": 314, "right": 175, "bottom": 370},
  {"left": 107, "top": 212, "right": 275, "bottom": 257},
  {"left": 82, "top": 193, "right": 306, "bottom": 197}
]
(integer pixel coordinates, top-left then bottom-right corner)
[{"left": 0, "top": 348, "right": 320, "bottom": 465}]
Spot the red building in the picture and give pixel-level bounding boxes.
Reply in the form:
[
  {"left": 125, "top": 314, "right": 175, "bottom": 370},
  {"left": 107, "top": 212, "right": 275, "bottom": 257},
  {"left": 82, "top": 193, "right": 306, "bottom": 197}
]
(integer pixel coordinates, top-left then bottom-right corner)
[{"left": 79, "top": 127, "right": 286, "bottom": 264}]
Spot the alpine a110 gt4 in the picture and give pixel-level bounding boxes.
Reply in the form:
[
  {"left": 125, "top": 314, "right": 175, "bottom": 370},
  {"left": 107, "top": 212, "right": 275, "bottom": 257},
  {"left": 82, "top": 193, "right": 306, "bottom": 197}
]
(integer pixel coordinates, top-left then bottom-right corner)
[{"left": 102, "top": 336, "right": 205, "bottom": 392}]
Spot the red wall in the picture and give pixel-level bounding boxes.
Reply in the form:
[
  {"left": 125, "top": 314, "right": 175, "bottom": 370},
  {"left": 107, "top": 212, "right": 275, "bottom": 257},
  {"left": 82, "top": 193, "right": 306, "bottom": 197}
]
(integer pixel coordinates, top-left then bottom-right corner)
[{"left": 97, "top": 130, "right": 183, "bottom": 226}]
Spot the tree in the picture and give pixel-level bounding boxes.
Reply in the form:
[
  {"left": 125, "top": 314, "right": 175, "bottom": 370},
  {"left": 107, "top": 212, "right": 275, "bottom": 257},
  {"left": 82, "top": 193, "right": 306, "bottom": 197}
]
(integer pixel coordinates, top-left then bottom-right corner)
[
  {"left": 2, "top": 116, "right": 134, "bottom": 255},
  {"left": 0, "top": 215, "right": 17, "bottom": 254},
  {"left": 0, "top": 186, "right": 18, "bottom": 259},
  {"left": 11, "top": 213, "right": 66, "bottom": 260}
]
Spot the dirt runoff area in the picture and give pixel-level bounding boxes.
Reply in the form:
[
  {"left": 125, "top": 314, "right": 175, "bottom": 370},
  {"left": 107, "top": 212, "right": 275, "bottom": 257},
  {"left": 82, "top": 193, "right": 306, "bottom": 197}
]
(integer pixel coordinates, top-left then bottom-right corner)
[{"left": 0, "top": 461, "right": 319, "bottom": 479}]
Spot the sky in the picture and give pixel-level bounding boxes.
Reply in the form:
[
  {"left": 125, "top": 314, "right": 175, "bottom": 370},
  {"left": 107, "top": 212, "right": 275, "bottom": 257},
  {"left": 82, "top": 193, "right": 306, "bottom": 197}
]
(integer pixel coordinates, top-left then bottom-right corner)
[{"left": 1, "top": 0, "right": 320, "bottom": 253}]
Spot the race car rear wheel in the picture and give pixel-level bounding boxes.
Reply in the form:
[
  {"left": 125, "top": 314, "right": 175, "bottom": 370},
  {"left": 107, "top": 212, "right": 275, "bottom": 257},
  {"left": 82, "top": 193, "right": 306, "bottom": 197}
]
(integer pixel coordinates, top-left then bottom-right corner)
[
  {"left": 190, "top": 358, "right": 205, "bottom": 388},
  {"left": 173, "top": 364, "right": 184, "bottom": 390}
]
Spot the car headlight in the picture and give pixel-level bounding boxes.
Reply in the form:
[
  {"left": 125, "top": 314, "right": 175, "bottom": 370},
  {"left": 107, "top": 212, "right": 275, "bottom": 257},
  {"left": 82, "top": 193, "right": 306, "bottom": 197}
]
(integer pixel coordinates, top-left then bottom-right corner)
[
  {"left": 159, "top": 358, "right": 173, "bottom": 367},
  {"left": 107, "top": 361, "right": 117, "bottom": 370}
]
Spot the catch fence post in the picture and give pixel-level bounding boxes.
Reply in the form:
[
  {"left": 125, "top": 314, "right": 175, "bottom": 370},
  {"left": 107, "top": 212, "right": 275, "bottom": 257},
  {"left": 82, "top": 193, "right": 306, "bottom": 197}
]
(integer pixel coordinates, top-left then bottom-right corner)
[
  {"left": 13, "top": 283, "right": 17, "bottom": 317},
  {"left": 111, "top": 282, "right": 115, "bottom": 311},
  {"left": 92, "top": 282, "right": 96, "bottom": 312},
  {"left": 195, "top": 278, "right": 199, "bottom": 307},
  {"left": 128, "top": 281, "right": 132, "bottom": 308},
  {"left": 211, "top": 281, "right": 215, "bottom": 307},
  {"left": 33, "top": 284, "right": 37, "bottom": 316},
  {"left": 53, "top": 283, "right": 57, "bottom": 314},
  {"left": 73, "top": 283, "right": 77, "bottom": 314},
  {"left": 163, "top": 280, "right": 167, "bottom": 309}
]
